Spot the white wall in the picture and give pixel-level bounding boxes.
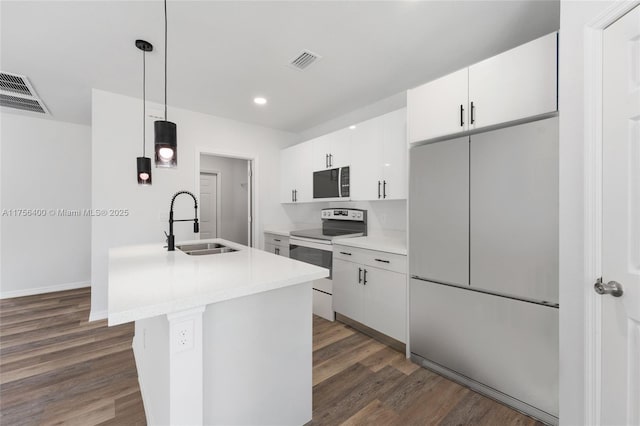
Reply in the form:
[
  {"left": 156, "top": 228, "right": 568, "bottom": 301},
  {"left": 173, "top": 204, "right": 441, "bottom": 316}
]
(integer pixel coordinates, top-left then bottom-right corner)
[
  {"left": 299, "top": 92, "right": 406, "bottom": 141},
  {"left": 200, "top": 154, "right": 248, "bottom": 245},
  {"left": 0, "top": 112, "right": 91, "bottom": 298},
  {"left": 91, "top": 90, "right": 298, "bottom": 319},
  {"left": 558, "top": 1, "right": 615, "bottom": 425}
]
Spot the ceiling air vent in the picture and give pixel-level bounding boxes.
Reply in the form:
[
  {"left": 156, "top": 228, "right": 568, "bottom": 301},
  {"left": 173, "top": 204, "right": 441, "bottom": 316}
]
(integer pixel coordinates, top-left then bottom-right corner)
[
  {"left": 0, "top": 72, "right": 49, "bottom": 114},
  {"left": 288, "top": 50, "right": 321, "bottom": 71}
]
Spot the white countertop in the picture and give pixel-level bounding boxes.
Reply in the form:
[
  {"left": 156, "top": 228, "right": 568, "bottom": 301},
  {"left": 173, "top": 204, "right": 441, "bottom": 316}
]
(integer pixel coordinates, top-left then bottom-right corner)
[
  {"left": 108, "top": 238, "right": 328, "bottom": 326},
  {"left": 333, "top": 232, "right": 407, "bottom": 255},
  {"left": 263, "top": 223, "right": 315, "bottom": 237}
]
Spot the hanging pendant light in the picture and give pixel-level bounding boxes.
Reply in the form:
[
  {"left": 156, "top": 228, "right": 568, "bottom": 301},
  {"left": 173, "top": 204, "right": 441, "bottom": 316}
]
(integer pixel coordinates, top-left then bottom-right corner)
[
  {"left": 136, "top": 39, "right": 153, "bottom": 184},
  {"left": 155, "top": 0, "right": 177, "bottom": 168}
]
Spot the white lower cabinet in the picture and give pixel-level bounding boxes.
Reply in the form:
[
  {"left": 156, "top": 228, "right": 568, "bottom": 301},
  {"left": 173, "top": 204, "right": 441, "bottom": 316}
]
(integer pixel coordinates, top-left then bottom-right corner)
[
  {"left": 263, "top": 233, "right": 289, "bottom": 257},
  {"left": 333, "top": 245, "right": 406, "bottom": 342}
]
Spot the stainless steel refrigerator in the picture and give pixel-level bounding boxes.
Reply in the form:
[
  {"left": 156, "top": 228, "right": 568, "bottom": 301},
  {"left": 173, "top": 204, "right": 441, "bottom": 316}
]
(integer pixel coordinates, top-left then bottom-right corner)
[{"left": 409, "top": 117, "right": 559, "bottom": 424}]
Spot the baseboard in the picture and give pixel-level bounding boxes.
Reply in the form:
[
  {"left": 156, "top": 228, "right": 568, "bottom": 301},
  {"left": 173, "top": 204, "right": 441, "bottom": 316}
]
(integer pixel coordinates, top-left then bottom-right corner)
[
  {"left": 0, "top": 281, "right": 90, "bottom": 299},
  {"left": 89, "top": 309, "right": 108, "bottom": 322}
]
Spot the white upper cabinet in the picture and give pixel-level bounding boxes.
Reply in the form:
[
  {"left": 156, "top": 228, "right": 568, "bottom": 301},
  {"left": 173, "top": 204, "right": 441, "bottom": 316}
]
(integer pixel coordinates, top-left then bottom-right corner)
[
  {"left": 279, "top": 142, "right": 312, "bottom": 203},
  {"left": 350, "top": 109, "right": 407, "bottom": 201},
  {"left": 468, "top": 32, "right": 557, "bottom": 130},
  {"left": 312, "top": 129, "right": 351, "bottom": 171},
  {"left": 408, "top": 32, "right": 558, "bottom": 144},
  {"left": 407, "top": 68, "right": 469, "bottom": 144}
]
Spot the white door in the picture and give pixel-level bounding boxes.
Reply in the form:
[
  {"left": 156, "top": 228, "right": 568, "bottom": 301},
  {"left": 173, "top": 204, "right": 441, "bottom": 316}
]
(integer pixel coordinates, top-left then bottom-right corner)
[
  {"left": 380, "top": 108, "right": 407, "bottom": 200},
  {"left": 199, "top": 173, "right": 217, "bottom": 239},
  {"left": 600, "top": 6, "right": 640, "bottom": 425},
  {"left": 349, "top": 115, "right": 382, "bottom": 201}
]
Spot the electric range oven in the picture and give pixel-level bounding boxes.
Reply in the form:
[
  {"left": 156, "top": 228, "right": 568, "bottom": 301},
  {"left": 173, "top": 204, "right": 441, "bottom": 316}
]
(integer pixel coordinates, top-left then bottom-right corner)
[{"left": 289, "top": 208, "right": 367, "bottom": 321}]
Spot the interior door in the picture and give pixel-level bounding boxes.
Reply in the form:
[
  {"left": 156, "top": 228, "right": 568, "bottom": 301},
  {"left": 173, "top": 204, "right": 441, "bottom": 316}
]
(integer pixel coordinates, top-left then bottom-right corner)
[
  {"left": 600, "top": 6, "right": 640, "bottom": 425},
  {"left": 199, "top": 173, "right": 217, "bottom": 239}
]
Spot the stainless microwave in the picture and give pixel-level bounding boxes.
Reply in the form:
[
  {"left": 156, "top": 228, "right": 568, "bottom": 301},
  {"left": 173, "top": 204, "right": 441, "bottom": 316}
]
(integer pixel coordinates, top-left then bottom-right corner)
[{"left": 313, "top": 166, "right": 350, "bottom": 199}]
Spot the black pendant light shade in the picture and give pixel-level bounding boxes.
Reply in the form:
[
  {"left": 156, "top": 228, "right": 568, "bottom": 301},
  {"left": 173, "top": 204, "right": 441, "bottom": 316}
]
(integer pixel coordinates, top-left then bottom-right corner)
[
  {"left": 155, "top": 0, "right": 177, "bottom": 168},
  {"left": 135, "top": 39, "right": 153, "bottom": 185},
  {"left": 137, "top": 156, "right": 152, "bottom": 184},
  {"left": 154, "top": 120, "right": 177, "bottom": 167}
]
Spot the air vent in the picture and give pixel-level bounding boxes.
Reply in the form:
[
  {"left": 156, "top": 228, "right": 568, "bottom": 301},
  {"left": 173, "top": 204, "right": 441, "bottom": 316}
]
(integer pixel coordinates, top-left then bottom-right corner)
[
  {"left": 0, "top": 72, "right": 49, "bottom": 114},
  {"left": 288, "top": 50, "right": 321, "bottom": 70}
]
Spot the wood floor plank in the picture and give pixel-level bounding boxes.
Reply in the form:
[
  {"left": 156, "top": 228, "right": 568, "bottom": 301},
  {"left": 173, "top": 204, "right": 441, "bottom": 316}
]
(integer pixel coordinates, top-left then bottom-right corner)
[
  {"left": 313, "top": 338, "right": 386, "bottom": 385},
  {"left": 313, "top": 322, "right": 355, "bottom": 351},
  {"left": 340, "top": 399, "right": 402, "bottom": 426},
  {"left": 359, "top": 345, "right": 405, "bottom": 373}
]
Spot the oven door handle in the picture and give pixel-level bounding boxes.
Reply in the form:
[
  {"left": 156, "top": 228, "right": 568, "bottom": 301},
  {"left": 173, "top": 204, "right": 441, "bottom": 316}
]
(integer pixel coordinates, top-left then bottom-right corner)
[{"left": 289, "top": 237, "right": 334, "bottom": 252}]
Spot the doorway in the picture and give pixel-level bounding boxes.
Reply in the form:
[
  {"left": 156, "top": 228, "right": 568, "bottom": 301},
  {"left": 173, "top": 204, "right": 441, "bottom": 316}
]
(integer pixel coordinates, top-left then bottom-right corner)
[
  {"left": 199, "top": 153, "right": 251, "bottom": 246},
  {"left": 199, "top": 172, "right": 219, "bottom": 239}
]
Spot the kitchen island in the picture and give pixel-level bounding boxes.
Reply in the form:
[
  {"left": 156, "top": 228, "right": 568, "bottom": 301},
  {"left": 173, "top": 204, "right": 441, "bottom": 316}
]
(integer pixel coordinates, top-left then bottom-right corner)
[{"left": 108, "top": 239, "right": 328, "bottom": 426}]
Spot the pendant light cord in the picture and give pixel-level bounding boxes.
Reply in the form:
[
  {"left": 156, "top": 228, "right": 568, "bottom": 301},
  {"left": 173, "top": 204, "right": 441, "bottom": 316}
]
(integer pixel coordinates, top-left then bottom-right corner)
[
  {"left": 164, "top": 0, "right": 168, "bottom": 121},
  {"left": 142, "top": 48, "right": 146, "bottom": 157}
]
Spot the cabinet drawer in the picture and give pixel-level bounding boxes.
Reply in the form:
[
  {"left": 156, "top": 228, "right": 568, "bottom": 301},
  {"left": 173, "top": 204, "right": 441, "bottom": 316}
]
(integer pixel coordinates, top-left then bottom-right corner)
[
  {"left": 334, "top": 245, "right": 406, "bottom": 274},
  {"left": 264, "top": 233, "right": 289, "bottom": 246},
  {"left": 264, "top": 242, "right": 289, "bottom": 257}
]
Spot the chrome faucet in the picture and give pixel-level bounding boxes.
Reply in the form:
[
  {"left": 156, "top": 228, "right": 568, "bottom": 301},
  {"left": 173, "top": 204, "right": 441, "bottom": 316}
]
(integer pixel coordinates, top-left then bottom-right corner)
[{"left": 167, "top": 190, "right": 199, "bottom": 251}]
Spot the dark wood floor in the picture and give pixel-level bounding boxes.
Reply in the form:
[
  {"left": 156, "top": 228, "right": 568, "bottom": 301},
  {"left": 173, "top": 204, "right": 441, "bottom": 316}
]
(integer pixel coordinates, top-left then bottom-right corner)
[{"left": 1, "top": 288, "right": 542, "bottom": 425}]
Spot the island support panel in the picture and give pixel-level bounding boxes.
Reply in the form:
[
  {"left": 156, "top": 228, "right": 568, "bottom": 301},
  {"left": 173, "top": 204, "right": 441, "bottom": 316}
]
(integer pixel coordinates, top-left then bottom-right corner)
[{"left": 132, "top": 282, "right": 313, "bottom": 425}]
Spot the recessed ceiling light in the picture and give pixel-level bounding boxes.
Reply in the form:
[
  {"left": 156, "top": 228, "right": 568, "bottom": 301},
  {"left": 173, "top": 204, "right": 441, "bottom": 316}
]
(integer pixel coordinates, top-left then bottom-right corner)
[
  {"left": 254, "top": 97, "right": 267, "bottom": 105},
  {"left": 349, "top": 125, "right": 356, "bottom": 130}
]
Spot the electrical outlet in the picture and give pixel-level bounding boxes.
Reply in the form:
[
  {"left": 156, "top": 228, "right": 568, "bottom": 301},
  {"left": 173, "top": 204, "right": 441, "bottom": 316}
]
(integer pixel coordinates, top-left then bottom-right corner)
[{"left": 174, "top": 320, "right": 194, "bottom": 351}]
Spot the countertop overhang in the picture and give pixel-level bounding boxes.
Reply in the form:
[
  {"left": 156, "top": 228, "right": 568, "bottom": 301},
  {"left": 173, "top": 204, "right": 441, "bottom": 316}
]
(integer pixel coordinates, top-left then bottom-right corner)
[{"left": 108, "top": 238, "right": 328, "bottom": 326}]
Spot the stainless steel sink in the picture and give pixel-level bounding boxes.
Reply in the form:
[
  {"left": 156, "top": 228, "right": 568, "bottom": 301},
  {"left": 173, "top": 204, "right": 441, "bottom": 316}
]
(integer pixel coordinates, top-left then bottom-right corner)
[{"left": 177, "top": 242, "right": 237, "bottom": 256}]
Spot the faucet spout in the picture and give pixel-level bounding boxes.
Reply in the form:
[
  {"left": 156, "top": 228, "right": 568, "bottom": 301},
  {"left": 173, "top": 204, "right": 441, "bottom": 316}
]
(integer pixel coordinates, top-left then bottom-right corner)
[{"left": 167, "top": 190, "right": 199, "bottom": 251}]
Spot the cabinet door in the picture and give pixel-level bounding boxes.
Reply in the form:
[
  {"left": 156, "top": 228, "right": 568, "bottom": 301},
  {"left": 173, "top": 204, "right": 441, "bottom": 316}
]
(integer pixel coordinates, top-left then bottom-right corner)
[
  {"left": 409, "top": 136, "right": 469, "bottom": 286},
  {"left": 328, "top": 128, "right": 351, "bottom": 168},
  {"left": 311, "top": 135, "right": 331, "bottom": 171},
  {"left": 407, "top": 68, "right": 469, "bottom": 144},
  {"left": 332, "top": 258, "right": 364, "bottom": 323},
  {"left": 364, "top": 267, "right": 406, "bottom": 342},
  {"left": 470, "top": 118, "right": 558, "bottom": 304},
  {"left": 380, "top": 108, "right": 407, "bottom": 200},
  {"left": 279, "top": 146, "right": 297, "bottom": 203},
  {"left": 349, "top": 116, "right": 382, "bottom": 201},
  {"left": 468, "top": 32, "right": 557, "bottom": 131},
  {"left": 293, "top": 142, "right": 313, "bottom": 203}
]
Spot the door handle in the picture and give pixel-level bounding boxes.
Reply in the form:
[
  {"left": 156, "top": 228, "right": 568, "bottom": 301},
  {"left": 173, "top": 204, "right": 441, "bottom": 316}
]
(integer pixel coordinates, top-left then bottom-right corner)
[
  {"left": 374, "top": 258, "right": 390, "bottom": 264},
  {"left": 363, "top": 269, "right": 368, "bottom": 285},
  {"left": 275, "top": 247, "right": 280, "bottom": 255},
  {"left": 294, "top": 189, "right": 297, "bottom": 202},
  {"left": 358, "top": 267, "right": 363, "bottom": 284},
  {"left": 378, "top": 181, "right": 381, "bottom": 199},
  {"left": 383, "top": 180, "right": 387, "bottom": 199},
  {"left": 339, "top": 251, "right": 352, "bottom": 256},
  {"left": 292, "top": 190, "right": 294, "bottom": 202},
  {"left": 594, "top": 278, "right": 623, "bottom": 297},
  {"left": 326, "top": 154, "right": 329, "bottom": 168},
  {"left": 460, "top": 104, "right": 464, "bottom": 127},
  {"left": 470, "top": 101, "right": 475, "bottom": 124},
  {"left": 329, "top": 154, "right": 333, "bottom": 167},
  {"left": 274, "top": 239, "right": 281, "bottom": 242}
]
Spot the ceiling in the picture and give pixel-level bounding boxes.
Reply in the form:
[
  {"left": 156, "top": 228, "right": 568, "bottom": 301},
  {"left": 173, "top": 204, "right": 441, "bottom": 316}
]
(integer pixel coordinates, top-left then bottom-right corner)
[{"left": 0, "top": 1, "right": 559, "bottom": 133}]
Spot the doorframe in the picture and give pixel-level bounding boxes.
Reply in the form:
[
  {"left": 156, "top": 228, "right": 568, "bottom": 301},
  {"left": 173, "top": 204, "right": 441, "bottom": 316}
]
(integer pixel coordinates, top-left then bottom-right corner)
[
  {"left": 199, "top": 169, "right": 222, "bottom": 239},
  {"left": 583, "top": 2, "right": 639, "bottom": 424},
  {"left": 194, "top": 148, "right": 257, "bottom": 248}
]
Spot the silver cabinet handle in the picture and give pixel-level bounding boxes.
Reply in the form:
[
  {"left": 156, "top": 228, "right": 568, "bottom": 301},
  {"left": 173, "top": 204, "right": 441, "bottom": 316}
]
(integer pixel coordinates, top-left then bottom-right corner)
[
  {"left": 363, "top": 269, "right": 368, "bottom": 285},
  {"left": 594, "top": 278, "right": 623, "bottom": 297},
  {"left": 358, "top": 267, "right": 363, "bottom": 283}
]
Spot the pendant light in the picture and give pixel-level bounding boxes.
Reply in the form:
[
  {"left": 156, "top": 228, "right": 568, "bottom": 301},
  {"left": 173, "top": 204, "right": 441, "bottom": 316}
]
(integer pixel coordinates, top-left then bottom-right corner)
[
  {"left": 154, "top": 0, "right": 177, "bottom": 168},
  {"left": 136, "top": 39, "right": 153, "bottom": 184}
]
